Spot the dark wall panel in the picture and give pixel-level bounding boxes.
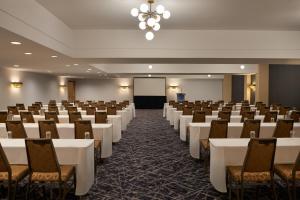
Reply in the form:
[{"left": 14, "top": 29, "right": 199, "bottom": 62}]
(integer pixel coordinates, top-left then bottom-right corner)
[
  {"left": 232, "top": 75, "right": 244, "bottom": 102},
  {"left": 134, "top": 96, "right": 166, "bottom": 109},
  {"left": 269, "top": 65, "right": 300, "bottom": 108}
]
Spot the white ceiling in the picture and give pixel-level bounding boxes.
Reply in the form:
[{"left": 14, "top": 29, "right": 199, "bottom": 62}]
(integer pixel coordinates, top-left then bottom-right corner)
[{"left": 36, "top": 0, "right": 300, "bottom": 30}]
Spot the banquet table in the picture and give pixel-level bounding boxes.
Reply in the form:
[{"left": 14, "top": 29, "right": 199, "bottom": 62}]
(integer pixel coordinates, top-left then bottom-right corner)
[
  {"left": 0, "top": 139, "right": 94, "bottom": 196},
  {"left": 0, "top": 123, "right": 113, "bottom": 158},
  {"left": 12, "top": 115, "right": 122, "bottom": 143},
  {"left": 210, "top": 138, "right": 300, "bottom": 193},
  {"left": 179, "top": 115, "right": 284, "bottom": 141},
  {"left": 189, "top": 122, "right": 300, "bottom": 159}
]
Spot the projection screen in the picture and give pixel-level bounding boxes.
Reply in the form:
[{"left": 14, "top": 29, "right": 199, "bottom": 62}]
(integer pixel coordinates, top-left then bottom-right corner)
[{"left": 134, "top": 78, "right": 166, "bottom": 96}]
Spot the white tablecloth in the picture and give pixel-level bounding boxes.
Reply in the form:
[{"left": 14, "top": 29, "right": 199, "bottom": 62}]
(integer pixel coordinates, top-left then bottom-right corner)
[
  {"left": 179, "top": 115, "right": 284, "bottom": 141},
  {"left": 189, "top": 122, "right": 300, "bottom": 159},
  {"left": 0, "top": 123, "right": 113, "bottom": 158},
  {"left": 163, "top": 103, "right": 168, "bottom": 117},
  {"left": 0, "top": 139, "right": 94, "bottom": 196},
  {"left": 210, "top": 138, "right": 300, "bottom": 193}
]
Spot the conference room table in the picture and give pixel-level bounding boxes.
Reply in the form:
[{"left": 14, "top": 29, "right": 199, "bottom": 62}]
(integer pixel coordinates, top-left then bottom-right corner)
[
  {"left": 0, "top": 123, "right": 113, "bottom": 158},
  {"left": 12, "top": 114, "right": 122, "bottom": 143},
  {"left": 179, "top": 115, "right": 284, "bottom": 141},
  {"left": 210, "top": 138, "right": 300, "bottom": 193},
  {"left": 188, "top": 122, "right": 300, "bottom": 159},
  {"left": 0, "top": 138, "right": 94, "bottom": 196}
]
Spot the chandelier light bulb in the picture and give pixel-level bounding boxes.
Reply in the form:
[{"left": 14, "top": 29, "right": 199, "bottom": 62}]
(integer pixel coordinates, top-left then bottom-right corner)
[
  {"left": 140, "top": 3, "right": 149, "bottom": 12},
  {"left": 139, "top": 22, "right": 147, "bottom": 30},
  {"left": 156, "top": 5, "right": 165, "bottom": 14},
  {"left": 145, "top": 31, "right": 154, "bottom": 41},
  {"left": 138, "top": 14, "right": 145, "bottom": 21},
  {"left": 131, "top": 8, "right": 139, "bottom": 17},
  {"left": 147, "top": 18, "right": 156, "bottom": 27},
  {"left": 153, "top": 23, "right": 160, "bottom": 31},
  {"left": 155, "top": 15, "right": 161, "bottom": 22},
  {"left": 163, "top": 10, "right": 171, "bottom": 19}
]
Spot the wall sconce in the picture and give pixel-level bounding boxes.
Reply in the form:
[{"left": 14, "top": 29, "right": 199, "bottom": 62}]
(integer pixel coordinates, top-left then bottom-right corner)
[
  {"left": 10, "top": 82, "right": 23, "bottom": 88},
  {"left": 59, "top": 84, "right": 67, "bottom": 88},
  {"left": 120, "top": 85, "right": 129, "bottom": 89},
  {"left": 169, "top": 85, "right": 179, "bottom": 90},
  {"left": 248, "top": 83, "right": 256, "bottom": 90}
]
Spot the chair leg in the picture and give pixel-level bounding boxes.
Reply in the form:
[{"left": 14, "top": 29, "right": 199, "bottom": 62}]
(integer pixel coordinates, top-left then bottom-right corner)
[
  {"left": 292, "top": 180, "right": 296, "bottom": 200},
  {"left": 7, "top": 182, "right": 11, "bottom": 200},
  {"left": 26, "top": 180, "right": 31, "bottom": 200},
  {"left": 270, "top": 179, "right": 277, "bottom": 200},
  {"left": 287, "top": 180, "right": 292, "bottom": 200},
  {"left": 12, "top": 182, "right": 17, "bottom": 200},
  {"left": 240, "top": 184, "right": 244, "bottom": 200}
]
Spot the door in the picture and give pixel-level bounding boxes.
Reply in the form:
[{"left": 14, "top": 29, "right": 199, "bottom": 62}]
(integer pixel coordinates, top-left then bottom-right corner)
[{"left": 67, "top": 81, "right": 76, "bottom": 101}]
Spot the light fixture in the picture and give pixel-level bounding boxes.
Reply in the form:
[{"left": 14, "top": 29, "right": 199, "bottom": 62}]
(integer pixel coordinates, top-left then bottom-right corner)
[
  {"left": 169, "top": 85, "right": 179, "bottom": 89},
  {"left": 120, "top": 85, "right": 129, "bottom": 89},
  {"left": 24, "top": 52, "right": 32, "bottom": 55},
  {"left": 51, "top": 55, "right": 58, "bottom": 58},
  {"left": 131, "top": 0, "right": 171, "bottom": 40},
  {"left": 10, "top": 82, "right": 23, "bottom": 88},
  {"left": 208, "top": 74, "right": 212, "bottom": 78},
  {"left": 240, "top": 65, "right": 245, "bottom": 70},
  {"left": 73, "top": 64, "right": 79, "bottom": 66},
  {"left": 59, "top": 84, "right": 67, "bottom": 88},
  {"left": 148, "top": 65, "right": 153, "bottom": 69},
  {"left": 65, "top": 64, "right": 71, "bottom": 67},
  {"left": 87, "top": 68, "right": 91, "bottom": 71},
  {"left": 148, "top": 74, "right": 152, "bottom": 77},
  {"left": 10, "top": 41, "right": 22, "bottom": 45},
  {"left": 13, "top": 65, "right": 20, "bottom": 68}
]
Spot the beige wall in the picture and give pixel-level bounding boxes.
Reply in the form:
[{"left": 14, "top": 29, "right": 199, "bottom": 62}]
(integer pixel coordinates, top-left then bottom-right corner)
[
  {"left": 244, "top": 75, "right": 251, "bottom": 102},
  {"left": 222, "top": 75, "right": 232, "bottom": 102},
  {"left": 256, "top": 64, "right": 269, "bottom": 105}
]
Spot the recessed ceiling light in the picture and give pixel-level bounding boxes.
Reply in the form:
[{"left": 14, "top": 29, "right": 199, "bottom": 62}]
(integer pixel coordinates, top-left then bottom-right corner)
[
  {"left": 148, "top": 74, "right": 152, "bottom": 77},
  {"left": 10, "top": 41, "right": 22, "bottom": 45},
  {"left": 148, "top": 65, "right": 153, "bottom": 69},
  {"left": 240, "top": 65, "right": 245, "bottom": 70},
  {"left": 87, "top": 68, "right": 91, "bottom": 71},
  {"left": 208, "top": 74, "right": 211, "bottom": 78},
  {"left": 13, "top": 65, "right": 20, "bottom": 67},
  {"left": 51, "top": 55, "right": 58, "bottom": 58},
  {"left": 73, "top": 64, "right": 79, "bottom": 66},
  {"left": 65, "top": 64, "right": 71, "bottom": 67},
  {"left": 47, "top": 70, "right": 52, "bottom": 73},
  {"left": 24, "top": 52, "right": 32, "bottom": 55}
]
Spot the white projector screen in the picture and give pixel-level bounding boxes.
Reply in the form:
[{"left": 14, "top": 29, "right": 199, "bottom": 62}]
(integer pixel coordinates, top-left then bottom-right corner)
[{"left": 134, "top": 78, "right": 166, "bottom": 96}]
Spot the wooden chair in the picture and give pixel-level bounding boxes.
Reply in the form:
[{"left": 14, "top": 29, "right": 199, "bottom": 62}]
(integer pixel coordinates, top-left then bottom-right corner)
[
  {"left": 240, "top": 120, "right": 261, "bottom": 138},
  {"left": 222, "top": 106, "right": 232, "bottom": 112},
  {"left": 279, "top": 106, "right": 291, "bottom": 115},
  {"left": 107, "top": 107, "right": 117, "bottom": 115},
  {"left": 45, "top": 111, "right": 59, "bottom": 123},
  {"left": 186, "top": 111, "right": 206, "bottom": 142},
  {"left": 194, "top": 105, "right": 202, "bottom": 111},
  {"left": 28, "top": 106, "right": 39, "bottom": 115},
  {"left": 68, "top": 112, "right": 82, "bottom": 123},
  {"left": 259, "top": 106, "right": 270, "bottom": 115},
  {"left": 38, "top": 120, "right": 60, "bottom": 139},
  {"left": 0, "top": 143, "right": 28, "bottom": 199},
  {"left": 203, "top": 107, "right": 213, "bottom": 115},
  {"left": 48, "top": 106, "right": 59, "bottom": 115},
  {"left": 20, "top": 111, "right": 35, "bottom": 123},
  {"left": 275, "top": 152, "right": 300, "bottom": 200},
  {"left": 210, "top": 103, "right": 219, "bottom": 111},
  {"left": 123, "top": 100, "right": 130, "bottom": 106},
  {"left": 241, "top": 111, "right": 255, "bottom": 122},
  {"left": 96, "top": 105, "right": 106, "bottom": 111},
  {"left": 25, "top": 139, "right": 76, "bottom": 199},
  {"left": 226, "top": 138, "right": 277, "bottom": 200},
  {"left": 7, "top": 106, "right": 19, "bottom": 115},
  {"left": 176, "top": 104, "right": 184, "bottom": 111},
  {"left": 6, "top": 120, "right": 28, "bottom": 138},
  {"left": 240, "top": 106, "right": 251, "bottom": 115},
  {"left": 218, "top": 111, "right": 231, "bottom": 122},
  {"left": 66, "top": 106, "right": 77, "bottom": 113},
  {"left": 116, "top": 104, "right": 123, "bottom": 111},
  {"left": 195, "top": 100, "right": 201, "bottom": 105},
  {"left": 273, "top": 120, "right": 294, "bottom": 138},
  {"left": 182, "top": 107, "right": 193, "bottom": 115},
  {"left": 0, "top": 111, "right": 8, "bottom": 123},
  {"left": 86, "top": 107, "right": 96, "bottom": 115},
  {"left": 290, "top": 111, "right": 300, "bottom": 122},
  {"left": 95, "top": 112, "right": 108, "bottom": 123},
  {"left": 264, "top": 111, "right": 278, "bottom": 123},
  {"left": 16, "top": 103, "right": 25, "bottom": 110},
  {"left": 32, "top": 103, "right": 41, "bottom": 110}
]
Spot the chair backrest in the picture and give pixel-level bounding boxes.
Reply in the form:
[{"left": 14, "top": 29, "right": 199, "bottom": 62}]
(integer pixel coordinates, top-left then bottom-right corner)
[
  {"left": 209, "top": 120, "right": 228, "bottom": 138},
  {"left": 123, "top": 100, "right": 130, "bottom": 106},
  {"left": 222, "top": 106, "right": 232, "bottom": 112},
  {"left": 111, "top": 100, "right": 117, "bottom": 105},
  {"left": 6, "top": 120, "right": 28, "bottom": 138},
  {"left": 194, "top": 105, "right": 202, "bottom": 111},
  {"left": 38, "top": 120, "right": 59, "bottom": 139},
  {"left": 241, "top": 111, "right": 255, "bottom": 122},
  {"left": 240, "top": 106, "right": 251, "bottom": 115},
  {"left": 68, "top": 112, "right": 82, "bottom": 123},
  {"left": 45, "top": 112, "right": 59, "bottom": 123},
  {"left": 195, "top": 100, "right": 201, "bottom": 105},
  {"left": 116, "top": 104, "right": 123, "bottom": 110},
  {"left": 28, "top": 106, "right": 39, "bottom": 115},
  {"left": 16, "top": 103, "right": 25, "bottom": 110},
  {"left": 203, "top": 107, "right": 212, "bottom": 115},
  {"left": 192, "top": 111, "right": 205, "bottom": 122},
  {"left": 0, "top": 143, "right": 11, "bottom": 175},
  {"left": 182, "top": 107, "right": 193, "bottom": 115},
  {"left": 240, "top": 120, "right": 261, "bottom": 138},
  {"left": 107, "top": 107, "right": 117, "bottom": 115},
  {"left": 263, "top": 111, "right": 278, "bottom": 123},
  {"left": 259, "top": 106, "right": 270, "bottom": 115},
  {"left": 35, "top": 102, "right": 43, "bottom": 107},
  {"left": 210, "top": 103, "right": 219, "bottom": 111},
  {"left": 0, "top": 111, "right": 8, "bottom": 123},
  {"left": 242, "top": 138, "right": 277, "bottom": 173},
  {"left": 74, "top": 120, "right": 94, "bottom": 139},
  {"left": 255, "top": 101, "right": 263, "bottom": 108},
  {"left": 20, "top": 111, "right": 35, "bottom": 123},
  {"left": 290, "top": 111, "right": 300, "bottom": 122},
  {"left": 97, "top": 104, "right": 106, "bottom": 110},
  {"left": 176, "top": 104, "right": 184, "bottom": 111},
  {"left": 98, "top": 100, "right": 104, "bottom": 105},
  {"left": 273, "top": 120, "right": 294, "bottom": 138},
  {"left": 293, "top": 152, "right": 300, "bottom": 178},
  {"left": 25, "top": 139, "right": 61, "bottom": 176},
  {"left": 218, "top": 111, "right": 231, "bottom": 121},
  {"left": 67, "top": 106, "right": 77, "bottom": 113},
  {"left": 279, "top": 106, "right": 291, "bottom": 115},
  {"left": 48, "top": 106, "right": 59, "bottom": 115},
  {"left": 32, "top": 103, "right": 41, "bottom": 110},
  {"left": 86, "top": 107, "right": 96, "bottom": 115},
  {"left": 7, "top": 106, "right": 19, "bottom": 115},
  {"left": 95, "top": 112, "right": 107, "bottom": 123}
]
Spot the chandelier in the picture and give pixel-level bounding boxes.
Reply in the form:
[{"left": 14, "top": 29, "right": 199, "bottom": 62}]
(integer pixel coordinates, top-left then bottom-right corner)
[{"left": 131, "top": 0, "right": 171, "bottom": 40}]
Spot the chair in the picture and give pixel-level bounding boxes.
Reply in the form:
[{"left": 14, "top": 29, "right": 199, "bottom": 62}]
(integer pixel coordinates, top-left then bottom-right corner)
[
  {"left": 259, "top": 106, "right": 270, "bottom": 115},
  {"left": 182, "top": 107, "right": 193, "bottom": 115},
  {"left": 48, "top": 106, "right": 59, "bottom": 115},
  {"left": 20, "top": 111, "right": 35, "bottom": 123},
  {"left": 96, "top": 105, "right": 106, "bottom": 111},
  {"left": 25, "top": 139, "right": 76, "bottom": 199},
  {"left": 255, "top": 101, "right": 263, "bottom": 108},
  {"left": 16, "top": 103, "right": 25, "bottom": 110},
  {"left": 241, "top": 111, "right": 255, "bottom": 122},
  {"left": 86, "top": 107, "right": 96, "bottom": 115},
  {"left": 290, "top": 111, "right": 300, "bottom": 122},
  {"left": 68, "top": 112, "right": 82, "bottom": 123},
  {"left": 210, "top": 103, "right": 219, "bottom": 111},
  {"left": 240, "top": 106, "right": 250, "bottom": 115},
  {"left": 226, "top": 138, "right": 277, "bottom": 200},
  {"left": 200, "top": 120, "right": 228, "bottom": 167},
  {"left": 6, "top": 121, "right": 28, "bottom": 138},
  {"left": 273, "top": 120, "right": 294, "bottom": 138},
  {"left": 32, "top": 103, "right": 41, "bottom": 110},
  {"left": 186, "top": 111, "right": 206, "bottom": 142},
  {"left": 45, "top": 111, "right": 59, "bottom": 123},
  {"left": 7, "top": 106, "right": 19, "bottom": 115},
  {"left": 28, "top": 106, "right": 39, "bottom": 115},
  {"left": 35, "top": 102, "right": 43, "bottom": 107},
  {"left": 222, "top": 106, "right": 232, "bottom": 112},
  {"left": 195, "top": 100, "right": 201, "bottom": 105},
  {"left": 66, "top": 106, "right": 77, "bottom": 113},
  {"left": 176, "top": 104, "right": 184, "bottom": 111},
  {"left": 116, "top": 104, "right": 123, "bottom": 111},
  {"left": 107, "top": 107, "right": 117, "bottom": 115},
  {"left": 203, "top": 107, "right": 212, "bottom": 115},
  {"left": 279, "top": 106, "right": 291, "bottom": 115},
  {"left": 38, "top": 120, "right": 59, "bottom": 139},
  {"left": 194, "top": 105, "right": 202, "bottom": 111},
  {"left": 0, "top": 111, "right": 8, "bottom": 123},
  {"left": 240, "top": 120, "right": 261, "bottom": 138},
  {"left": 264, "top": 111, "right": 278, "bottom": 123},
  {"left": 95, "top": 112, "right": 108, "bottom": 123},
  {"left": 218, "top": 111, "right": 231, "bottom": 121},
  {"left": 0, "top": 143, "right": 28, "bottom": 199},
  {"left": 275, "top": 152, "right": 300, "bottom": 200}
]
